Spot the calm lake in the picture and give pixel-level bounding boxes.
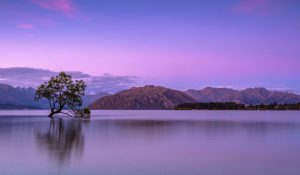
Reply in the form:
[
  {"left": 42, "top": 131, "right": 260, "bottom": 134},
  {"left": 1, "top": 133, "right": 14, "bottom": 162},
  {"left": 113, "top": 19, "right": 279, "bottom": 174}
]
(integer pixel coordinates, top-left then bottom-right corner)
[{"left": 0, "top": 110, "right": 300, "bottom": 175}]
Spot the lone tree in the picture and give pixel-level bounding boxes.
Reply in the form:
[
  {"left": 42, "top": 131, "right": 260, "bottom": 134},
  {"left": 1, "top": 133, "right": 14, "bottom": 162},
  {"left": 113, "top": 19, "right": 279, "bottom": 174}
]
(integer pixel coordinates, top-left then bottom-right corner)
[{"left": 35, "top": 72, "right": 87, "bottom": 118}]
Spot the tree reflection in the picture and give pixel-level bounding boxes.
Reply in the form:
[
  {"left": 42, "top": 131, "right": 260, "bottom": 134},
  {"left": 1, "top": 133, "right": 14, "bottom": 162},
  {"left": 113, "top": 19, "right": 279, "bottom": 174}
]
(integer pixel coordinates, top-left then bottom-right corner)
[{"left": 36, "top": 118, "right": 87, "bottom": 164}]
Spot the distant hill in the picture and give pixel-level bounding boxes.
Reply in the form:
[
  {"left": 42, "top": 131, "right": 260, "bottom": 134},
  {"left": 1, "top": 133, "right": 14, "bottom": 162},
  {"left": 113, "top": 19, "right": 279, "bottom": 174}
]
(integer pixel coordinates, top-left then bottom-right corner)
[
  {"left": 89, "top": 85, "right": 196, "bottom": 110},
  {"left": 82, "top": 92, "right": 111, "bottom": 107},
  {"left": 185, "top": 87, "right": 300, "bottom": 105},
  {"left": 0, "top": 84, "right": 47, "bottom": 109}
]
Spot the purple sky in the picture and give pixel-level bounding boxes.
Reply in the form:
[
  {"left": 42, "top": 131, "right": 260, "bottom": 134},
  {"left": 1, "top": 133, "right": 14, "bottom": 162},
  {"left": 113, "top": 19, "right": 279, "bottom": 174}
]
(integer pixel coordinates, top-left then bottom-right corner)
[{"left": 0, "top": 0, "right": 299, "bottom": 92}]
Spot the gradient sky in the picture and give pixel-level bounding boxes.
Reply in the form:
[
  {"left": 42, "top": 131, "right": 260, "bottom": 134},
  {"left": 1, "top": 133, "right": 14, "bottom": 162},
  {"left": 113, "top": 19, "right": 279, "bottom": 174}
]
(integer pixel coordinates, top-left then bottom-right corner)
[{"left": 0, "top": 0, "right": 300, "bottom": 92}]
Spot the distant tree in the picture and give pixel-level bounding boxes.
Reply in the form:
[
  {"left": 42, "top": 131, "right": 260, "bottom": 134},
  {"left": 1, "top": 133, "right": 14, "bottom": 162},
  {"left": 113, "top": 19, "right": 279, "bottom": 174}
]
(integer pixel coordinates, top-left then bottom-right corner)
[{"left": 35, "top": 72, "right": 88, "bottom": 118}]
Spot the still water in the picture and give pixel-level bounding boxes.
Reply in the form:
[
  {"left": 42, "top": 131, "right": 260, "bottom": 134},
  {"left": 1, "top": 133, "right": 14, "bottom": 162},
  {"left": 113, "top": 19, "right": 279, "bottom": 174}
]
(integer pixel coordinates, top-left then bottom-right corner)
[{"left": 0, "top": 110, "right": 300, "bottom": 175}]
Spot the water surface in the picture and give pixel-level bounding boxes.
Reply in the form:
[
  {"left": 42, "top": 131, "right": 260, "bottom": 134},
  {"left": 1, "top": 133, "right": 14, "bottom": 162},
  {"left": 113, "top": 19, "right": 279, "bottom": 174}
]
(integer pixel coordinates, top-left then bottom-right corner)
[{"left": 0, "top": 110, "right": 300, "bottom": 175}]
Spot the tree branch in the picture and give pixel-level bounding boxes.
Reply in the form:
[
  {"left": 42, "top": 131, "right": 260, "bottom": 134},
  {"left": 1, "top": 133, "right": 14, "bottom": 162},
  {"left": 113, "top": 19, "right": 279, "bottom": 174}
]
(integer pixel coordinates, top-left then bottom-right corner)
[
  {"left": 60, "top": 111, "right": 73, "bottom": 117},
  {"left": 48, "top": 98, "right": 53, "bottom": 111}
]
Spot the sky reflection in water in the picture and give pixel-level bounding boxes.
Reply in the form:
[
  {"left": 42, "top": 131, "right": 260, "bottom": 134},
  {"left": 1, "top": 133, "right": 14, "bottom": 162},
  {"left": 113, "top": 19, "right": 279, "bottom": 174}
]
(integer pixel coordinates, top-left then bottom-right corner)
[{"left": 0, "top": 111, "right": 300, "bottom": 175}]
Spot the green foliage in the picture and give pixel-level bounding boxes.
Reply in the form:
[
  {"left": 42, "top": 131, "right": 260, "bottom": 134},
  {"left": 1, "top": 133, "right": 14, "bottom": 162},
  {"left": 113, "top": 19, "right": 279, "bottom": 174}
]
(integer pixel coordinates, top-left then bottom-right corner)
[
  {"left": 83, "top": 108, "right": 91, "bottom": 114},
  {"left": 35, "top": 72, "right": 87, "bottom": 118},
  {"left": 74, "top": 108, "right": 91, "bottom": 118}
]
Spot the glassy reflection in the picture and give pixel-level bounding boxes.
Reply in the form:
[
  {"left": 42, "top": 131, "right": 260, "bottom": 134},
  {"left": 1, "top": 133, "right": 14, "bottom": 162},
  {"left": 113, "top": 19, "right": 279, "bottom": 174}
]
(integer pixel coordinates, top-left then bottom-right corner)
[
  {"left": 88, "top": 119, "right": 300, "bottom": 138},
  {"left": 35, "top": 119, "right": 87, "bottom": 163},
  {"left": 0, "top": 111, "right": 300, "bottom": 175}
]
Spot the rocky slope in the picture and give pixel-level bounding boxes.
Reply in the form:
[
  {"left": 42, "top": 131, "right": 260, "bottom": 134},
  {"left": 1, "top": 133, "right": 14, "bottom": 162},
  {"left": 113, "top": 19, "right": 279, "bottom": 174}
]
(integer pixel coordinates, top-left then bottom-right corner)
[{"left": 89, "top": 85, "right": 196, "bottom": 109}]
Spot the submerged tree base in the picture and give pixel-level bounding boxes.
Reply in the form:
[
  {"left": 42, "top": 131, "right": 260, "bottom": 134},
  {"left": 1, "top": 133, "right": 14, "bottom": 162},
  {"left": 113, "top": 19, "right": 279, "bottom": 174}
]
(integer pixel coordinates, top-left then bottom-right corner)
[
  {"left": 74, "top": 108, "right": 91, "bottom": 118},
  {"left": 47, "top": 108, "right": 91, "bottom": 119}
]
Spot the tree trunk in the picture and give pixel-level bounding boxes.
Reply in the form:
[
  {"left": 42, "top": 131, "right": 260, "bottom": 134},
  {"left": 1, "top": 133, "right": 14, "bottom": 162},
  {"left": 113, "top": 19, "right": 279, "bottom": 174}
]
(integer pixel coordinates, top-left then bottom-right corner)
[
  {"left": 48, "top": 108, "right": 63, "bottom": 118},
  {"left": 48, "top": 112, "right": 55, "bottom": 118}
]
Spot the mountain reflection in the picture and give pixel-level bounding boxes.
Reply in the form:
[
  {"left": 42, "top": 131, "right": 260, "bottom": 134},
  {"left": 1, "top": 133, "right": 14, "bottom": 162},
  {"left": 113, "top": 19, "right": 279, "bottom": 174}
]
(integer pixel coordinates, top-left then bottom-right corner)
[
  {"left": 36, "top": 118, "right": 87, "bottom": 164},
  {"left": 89, "top": 119, "right": 300, "bottom": 139}
]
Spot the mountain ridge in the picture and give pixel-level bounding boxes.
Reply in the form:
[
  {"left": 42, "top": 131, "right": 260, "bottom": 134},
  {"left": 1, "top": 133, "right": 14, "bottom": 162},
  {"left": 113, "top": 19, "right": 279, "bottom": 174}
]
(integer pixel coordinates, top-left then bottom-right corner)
[
  {"left": 89, "top": 85, "right": 196, "bottom": 110},
  {"left": 0, "top": 83, "right": 109, "bottom": 109},
  {"left": 1, "top": 83, "right": 300, "bottom": 110},
  {"left": 90, "top": 86, "right": 300, "bottom": 110},
  {"left": 185, "top": 87, "right": 300, "bottom": 105},
  {"left": 0, "top": 84, "right": 47, "bottom": 109}
]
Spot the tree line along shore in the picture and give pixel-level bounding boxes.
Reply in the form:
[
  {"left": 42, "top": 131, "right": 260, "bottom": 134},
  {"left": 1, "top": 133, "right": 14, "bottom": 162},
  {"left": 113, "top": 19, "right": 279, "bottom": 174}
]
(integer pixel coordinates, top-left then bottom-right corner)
[{"left": 175, "top": 102, "right": 300, "bottom": 110}]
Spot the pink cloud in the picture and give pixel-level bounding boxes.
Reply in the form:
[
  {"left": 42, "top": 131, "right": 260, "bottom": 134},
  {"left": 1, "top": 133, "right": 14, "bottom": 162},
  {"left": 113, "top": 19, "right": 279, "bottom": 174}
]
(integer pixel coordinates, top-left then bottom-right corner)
[
  {"left": 31, "top": 0, "right": 76, "bottom": 18},
  {"left": 19, "top": 23, "right": 34, "bottom": 30},
  {"left": 233, "top": 0, "right": 282, "bottom": 15}
]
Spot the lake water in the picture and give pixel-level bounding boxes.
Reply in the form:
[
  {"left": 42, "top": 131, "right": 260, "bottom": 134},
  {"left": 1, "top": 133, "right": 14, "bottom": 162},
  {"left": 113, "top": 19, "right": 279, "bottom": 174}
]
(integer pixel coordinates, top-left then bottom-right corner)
[{"left": 0, "top": 110, "right": 300, "bottom": 175}]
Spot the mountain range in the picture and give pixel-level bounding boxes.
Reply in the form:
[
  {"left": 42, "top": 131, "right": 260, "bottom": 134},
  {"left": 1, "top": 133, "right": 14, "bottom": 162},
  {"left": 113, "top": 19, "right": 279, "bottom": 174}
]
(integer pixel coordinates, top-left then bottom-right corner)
[
  {"left": 90, "top": 86, "right": 300, "bottom": 110},
  {"left": 1, "top": 83, "right": 300, "bottom": 110},
  {"left": 185, "top": 87, "right": 300, "bottom": 105},
  {"left": 0, "top": 84, "right": 109, "bottom": 109},
  {"left": 0, "top": 84, "right": 46, "bottom": 109}
]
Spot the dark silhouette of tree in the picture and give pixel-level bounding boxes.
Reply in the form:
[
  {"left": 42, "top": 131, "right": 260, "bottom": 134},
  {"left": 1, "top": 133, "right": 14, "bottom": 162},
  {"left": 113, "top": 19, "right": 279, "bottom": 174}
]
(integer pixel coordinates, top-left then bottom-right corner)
[{"left": 35, "top": 72, "right": 86, "bottom": 118}]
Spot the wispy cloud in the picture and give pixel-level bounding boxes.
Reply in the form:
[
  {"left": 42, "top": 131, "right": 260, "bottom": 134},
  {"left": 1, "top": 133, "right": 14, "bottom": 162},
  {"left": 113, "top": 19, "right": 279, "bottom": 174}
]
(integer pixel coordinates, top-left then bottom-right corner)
[
  {"left": 234, "top": 0, "right": 267, "bottom": 12},
  {"left": 31, "top": 0, "right": 76, "bottom": 18},
  {"left": 232, "top": 0, "right": 281, "bottom": 15},
  {"left": 0, "top": 67, "right": 139, "bottom": 94},
  {"left": 19, "top": 23, "right": 34, "bottom": 30}
]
